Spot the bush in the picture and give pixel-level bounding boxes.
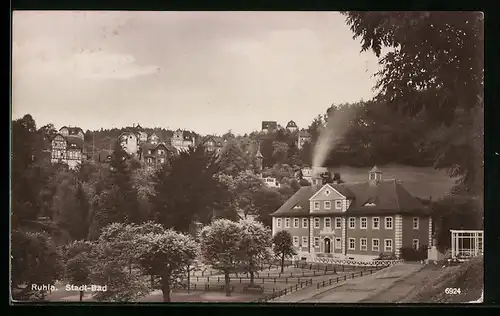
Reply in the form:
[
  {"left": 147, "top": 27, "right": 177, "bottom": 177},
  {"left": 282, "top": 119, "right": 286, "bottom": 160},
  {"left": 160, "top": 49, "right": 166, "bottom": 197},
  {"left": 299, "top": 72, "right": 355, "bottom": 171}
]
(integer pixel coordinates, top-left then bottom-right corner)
[
  {"left": 400, "top": 246, "right": 429, "bottom": 262},
  {"left": 375, "top": 252, "right": 397, "bottom": 260}
]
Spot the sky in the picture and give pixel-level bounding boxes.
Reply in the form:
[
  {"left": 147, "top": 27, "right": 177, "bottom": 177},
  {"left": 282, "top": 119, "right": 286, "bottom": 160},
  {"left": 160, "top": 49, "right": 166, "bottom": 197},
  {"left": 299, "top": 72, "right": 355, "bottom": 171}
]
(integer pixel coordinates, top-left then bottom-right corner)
[{"left": 12, "top": 11, "right": 383, "bottom": 136}]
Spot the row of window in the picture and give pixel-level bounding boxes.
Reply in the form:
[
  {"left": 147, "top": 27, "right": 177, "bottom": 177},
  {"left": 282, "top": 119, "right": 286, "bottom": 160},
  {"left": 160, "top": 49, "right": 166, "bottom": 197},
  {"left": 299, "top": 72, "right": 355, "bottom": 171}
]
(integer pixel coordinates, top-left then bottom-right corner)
[
  {"left": 291, "top": 236, "right": 421, "bottom": 252},
  {"left": 148, "top": 149, "right": 166, "bottom": 155},
  {"left": 52, "top": 140, "right": 66, "bottom": 148},
  {"left": 276, "top": 217, "right": 420, "bottom": 230},
  {"left": 51, "top": 150, "right": 82, "bottom": 160},
  {"left": 146, "top": 157, "right": 166, "bottom": 164},
  {"left": 312, "top": 200, "right": 342, "bottom": 210}
]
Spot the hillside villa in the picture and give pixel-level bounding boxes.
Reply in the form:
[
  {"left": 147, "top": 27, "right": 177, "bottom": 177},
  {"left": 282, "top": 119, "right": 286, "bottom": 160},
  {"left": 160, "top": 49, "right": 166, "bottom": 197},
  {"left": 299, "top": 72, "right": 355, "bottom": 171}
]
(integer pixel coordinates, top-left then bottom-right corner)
[
  {"left": 271, "top": 166, "right": 432, "bottom": 261},
  {"left": 201, "top": 135, "right": 226, "bottom": 154},
  {"left": 50, "top": 126, "right": 85, "bottom": 169}
]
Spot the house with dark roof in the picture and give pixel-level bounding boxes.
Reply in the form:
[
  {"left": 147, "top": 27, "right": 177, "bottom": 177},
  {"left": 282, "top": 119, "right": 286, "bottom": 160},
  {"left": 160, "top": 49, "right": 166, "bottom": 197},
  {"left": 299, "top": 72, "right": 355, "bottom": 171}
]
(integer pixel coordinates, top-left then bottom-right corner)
[
  {"left": 140, "top": 142, "right": 177, "bottom": 169},
  {"left": 51, "top": 126, "right": 85, "bottom": 169},
  {"left": 270, "top": 167, "right": 432, "bottom": 261},
  {"left": 261, "top": 121, "right": 278, "bottom": 132},
  {"left": 172, "top": 129, "right": 196, "bottom": 152},
  {"left": 201, "top": 135, "right": 225, "bottom": 154},
  {"left": 118, "top": 130, "right": 141, "bottom": 157},
  {"left": 286, "top": 120, "right": 298, "bottom": 132}
]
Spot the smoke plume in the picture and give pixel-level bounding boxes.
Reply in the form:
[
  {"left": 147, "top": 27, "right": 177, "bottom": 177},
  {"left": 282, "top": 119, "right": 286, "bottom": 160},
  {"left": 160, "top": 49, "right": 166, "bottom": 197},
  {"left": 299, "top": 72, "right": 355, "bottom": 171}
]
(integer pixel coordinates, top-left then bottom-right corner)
[{"left": 312, "top": 105, "right": 357, "bottom": 170}]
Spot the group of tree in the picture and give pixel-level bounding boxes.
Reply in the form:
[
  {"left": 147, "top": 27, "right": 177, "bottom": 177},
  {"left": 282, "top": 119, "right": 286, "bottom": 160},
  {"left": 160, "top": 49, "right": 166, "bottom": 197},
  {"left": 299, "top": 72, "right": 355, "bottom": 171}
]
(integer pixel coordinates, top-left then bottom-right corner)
[
  {"left": 12, "top": 217, "right": 299, "bottom": 302},
  {"left": 11, "top": 114, "right": 303, "bottom": 301},
  {"left": 11, "top": 113, "right": 304, "bottom": 247}
]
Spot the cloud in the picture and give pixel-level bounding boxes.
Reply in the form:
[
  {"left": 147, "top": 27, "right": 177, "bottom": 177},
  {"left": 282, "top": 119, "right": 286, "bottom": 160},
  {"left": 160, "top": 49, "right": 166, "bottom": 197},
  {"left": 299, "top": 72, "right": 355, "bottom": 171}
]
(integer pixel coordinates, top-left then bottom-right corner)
[
  {"left": 13, "top": 39, "right": 159, "bottom": 81},
  {"left": 71, "top": 51, "right": 159, "bottom": 80}
]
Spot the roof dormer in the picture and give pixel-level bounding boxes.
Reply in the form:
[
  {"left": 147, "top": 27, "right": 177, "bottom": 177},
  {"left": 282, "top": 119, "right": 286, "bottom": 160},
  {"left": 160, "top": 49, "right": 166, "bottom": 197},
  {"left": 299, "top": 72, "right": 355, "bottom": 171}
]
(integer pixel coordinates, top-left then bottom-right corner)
[{"left": 368, "top": 166, "right": 382, "bottom": 185}]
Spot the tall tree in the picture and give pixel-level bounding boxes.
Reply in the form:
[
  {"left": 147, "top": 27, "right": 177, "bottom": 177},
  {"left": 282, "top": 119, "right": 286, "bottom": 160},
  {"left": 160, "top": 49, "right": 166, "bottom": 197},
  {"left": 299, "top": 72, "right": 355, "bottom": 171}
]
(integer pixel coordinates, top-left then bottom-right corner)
[
  {"left": 136, "top": 230, "right": 198, "bottom": 302},
  {"left": 228, "top": 170, "right": 265, "bottom": 217},
  {"left": 299, "top": 141, "right": 313, "bottom": 167},
  {"left": 11, "top": 115, "right": 43, "bottom": 225},
  {"left": 253, "top": 188, "right": 286, "bottom": 227},
  {"left": 95, "top": 141, "right": 141, "bottom": 227},
  {"left": 11, "top": 230, "right": 63, "bottom": 300},
  {"left": 272, "top": 230, "right": 296, "bottom": 273},
  {"left": 62, "top": 241, "right": 94, "bottom": 301},
  {"left": 200, "top": 219, "right": 243, "bottom": 296},
  {"left": 51, "top": 178, "right": 90, "bottom": 241},
  {"left": 272, "top": 141, "right": 289, "bottom": 165},
  {"left": 342, "top": 11, "right": 484, "bottom": 195},
  {"left": 89, "top": 223, "right": 150, "bottom": 302},
  {"left": 151, "top": 145, "right": 230, "bottom": 232},
  {"left": 217, "top": 139, "right": 250, "bottom": 176},
  {"left": 260, "top": 138, "right": 275, "bottom": 168},
  {"left": 238, "top": 219, "right": 272, "bottom": 286}
]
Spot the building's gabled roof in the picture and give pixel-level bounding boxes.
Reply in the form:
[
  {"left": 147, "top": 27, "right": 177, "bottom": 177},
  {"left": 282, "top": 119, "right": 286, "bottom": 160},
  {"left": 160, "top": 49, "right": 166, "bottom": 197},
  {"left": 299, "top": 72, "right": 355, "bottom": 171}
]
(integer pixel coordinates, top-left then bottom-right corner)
[
  {"left": 202, "top": 135, "right": 224, "bottom": 147},
  {"left": 369, "top": 166, "right": 382, "bottom": 173},
  {"left": 60, "top": 126, "right": 84, "bottom": 135},
  {"left": 271, "top": 186, "right": 316, "bottom": 216},
  {"left": 148, "top": 132, "right": 159, "bottom": 139},
  {"left": 255, "top": 148, "right": 263, "bottom": 159},
  {"left": 141, "top": 142, "right": 177, "bottom": 157},
  {"left": 286, "top": 120, "right": 297, "bottom": 128},
  {"left": 270, "top": 179, "right": 428, "bottom": 217},
  {"left": 52, "top": 133, "right": 67, "bottom": 141},
  {"left": 65, "top": 136, "right": 84, "bottom": 150},
  {"left": 118, "top": 130, "right": 140, "bottom": 139},
  {"left": 156, "top": 142, "right": 177, "bottom": 152}
]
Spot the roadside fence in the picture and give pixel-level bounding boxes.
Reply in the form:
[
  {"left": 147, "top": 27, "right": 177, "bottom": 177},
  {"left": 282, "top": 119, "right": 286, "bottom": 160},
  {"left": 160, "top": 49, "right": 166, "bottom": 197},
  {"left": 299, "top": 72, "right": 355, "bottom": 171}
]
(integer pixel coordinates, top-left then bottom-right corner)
[
  {"left": 315, "top": 267, "right": 384, "bottom": 290},
  {"left": 253, "top": 279, "right": 314, "bottom": 303}
]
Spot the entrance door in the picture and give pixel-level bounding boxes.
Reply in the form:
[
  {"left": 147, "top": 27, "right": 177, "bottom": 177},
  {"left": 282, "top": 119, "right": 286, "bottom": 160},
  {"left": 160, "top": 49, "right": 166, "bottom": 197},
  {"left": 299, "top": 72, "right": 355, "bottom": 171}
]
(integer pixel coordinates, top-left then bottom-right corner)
[{"left": 324, "top": 238, "right": 331, "bottom": 254}]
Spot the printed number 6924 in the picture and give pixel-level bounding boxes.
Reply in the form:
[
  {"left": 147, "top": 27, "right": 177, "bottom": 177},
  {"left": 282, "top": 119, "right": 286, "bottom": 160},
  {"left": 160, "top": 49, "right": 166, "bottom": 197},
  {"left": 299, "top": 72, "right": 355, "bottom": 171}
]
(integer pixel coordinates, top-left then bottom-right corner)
[{"left": 445, "top": 288, "right": 461, "bottom": 295}]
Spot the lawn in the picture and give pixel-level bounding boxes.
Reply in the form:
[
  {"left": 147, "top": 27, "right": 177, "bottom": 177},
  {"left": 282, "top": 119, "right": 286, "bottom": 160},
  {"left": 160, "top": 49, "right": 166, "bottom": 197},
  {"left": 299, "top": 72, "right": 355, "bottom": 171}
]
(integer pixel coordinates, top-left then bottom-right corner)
[{"left": 43, "top": 265, "right": 363, "bottom": 303}]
